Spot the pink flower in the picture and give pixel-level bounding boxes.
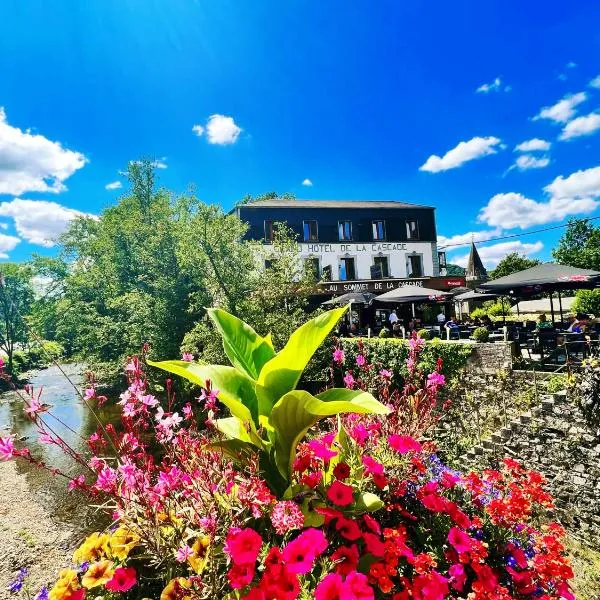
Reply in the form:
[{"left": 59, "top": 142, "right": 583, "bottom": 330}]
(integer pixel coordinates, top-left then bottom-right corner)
[
  {"left": 24, "top": 397, "right": 43, "bottom": 417},
  {"left": 448, "top": 563, "right": 466, "bottom": 592},
  {"left": 95, "top": 466, "right": 117, "bottom": 492},
  {"left": 388, "top": 434, "right": 422, "bottom": 454},
  {"left": 228, "top": 563, "right": 255, "bottom": 589},
  {"left": 68, "top": 475, "right": 85, "bottom": 491},
  {"left": 327, "top": 480, "right": 354, "bottom": 506},
  {"left": 335, "top": 516, "right": 362, "bottom": 541},
  {"left": 427, "top": 371, "right": 446, "bottom": 387},
  {"left": 447, "top": 527, "right": 474, "bottom": 554},
  {"left": 225, "top": 528, "right": 263, "bottom": 566},
  {"left": 362, "top": 456, "right": 384, "bottom": 476},
  {"left": 175, "top": 545, "right": 194, "bottom": 562},
  {"left": 0, "top": 435, "right": 15, "bottom": 460},
  {"left": 271, "top": 501, "right": 304, "bottom": 535},
  {"left": 308, "top": 436, "right": 337, "bottom": 461},
  {"left": 409, "top": 336, "right": 425, "bottom": 351},
  {"left": 315, "top": 574, "right": 344, "bottom": 600},
  {"left": 333, "top": 348, "right": 345, "bottom": 364},
  {"left": 282, "top": 528, "right": 328, "bottom": 574},
  {"left": 345, "top": 572, "right": 374, "bottom": 599},
  {"left": 181, "top": 352, "right": 194, "bottom": 362},
  {"left": 379, "top": 369, "right": 392, "bottom": 379},
  {"left": 356, "top": 354, "right": 366, "bottom": 367},
  {"left": 105, "top": 567, "right": 137, "bottom": 592},
  {"left": 343, "top": 372, "right": 355, "bottom": 389}
]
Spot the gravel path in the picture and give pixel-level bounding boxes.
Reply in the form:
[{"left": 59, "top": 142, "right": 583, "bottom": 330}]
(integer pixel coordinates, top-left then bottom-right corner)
[{"left": 0, "top": 460, "right": 72, "bottom": 599}]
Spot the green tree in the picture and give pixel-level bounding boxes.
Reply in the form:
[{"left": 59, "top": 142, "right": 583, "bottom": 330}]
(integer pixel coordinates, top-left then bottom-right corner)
[
  {"left": 573, "top": 289, "right": 600, "bottom": 316},
  {"left": 489, "top": 252, "right": 540, "bottom": 280},
  {"left": 552, "top": 218, "right": 600, "bottom": 270},
  {"left": 0, "top": 263, "right": 34, "bottom": 373}
]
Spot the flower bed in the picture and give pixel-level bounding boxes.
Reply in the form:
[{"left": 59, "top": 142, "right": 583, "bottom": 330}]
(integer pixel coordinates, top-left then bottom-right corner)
[{"left": 0, "top": 308, "right": 574, "bottom": 599}]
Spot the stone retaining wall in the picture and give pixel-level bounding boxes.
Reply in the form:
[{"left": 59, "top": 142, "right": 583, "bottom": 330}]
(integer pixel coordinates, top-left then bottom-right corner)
[
  {"left": 465, "top": 341, "right": 513, "bottom": 374},
  {"left": 462, "top": 391, "right": 600, "bottom": 548}
]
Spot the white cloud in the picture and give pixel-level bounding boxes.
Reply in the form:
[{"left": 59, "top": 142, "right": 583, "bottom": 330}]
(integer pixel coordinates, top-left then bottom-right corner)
[
  {"left": 151, "top": 157, "right": 168, "bottom": 169},
  {"left": 513, "top": 154, "right": 550, "bottom": 171},
  {"left": 476, "top": 77, "right": 504, "bottom": 93},
  {"left": 559, "top": 113, "right": 600, "bottom": 140},
  {"left": 544, "top": 165, "right": 600, "bottom": 199},
  {"left": 514, "top": 138, "right": 551, "bottom": 152},
  {"left": 302, "top": 178, "right": 313, "bottom": 187},
  {"left": 205, "top": 115, "right": 242, "bottom": 145},
  {"left": 192, "top": 124, "right": 204, "bottom": 137},
  {"left": 0, "top": 232, "right": 21, "bottom": 259},
  {"left": 478, "top": 191, "right": 599, "bottom": 230},
  {"left": 567, "top": 61, "right": 578, "bottom": 69},
  {"left": 0, "top": 199, "right": 95, "bottom": 247},
  {"left": 590, "top": 75, "right": 600, "bottom": 89},
  {"left": 0, "top": 222, "right": 8, "bottom": 230},
  {"left": 438, "top": 227, "right": 503, "bottom": 249},
  {"left": 452, "top": 240, "right": 544, "bottom": 268},
  {"left": 0, "top": 107, "right": 87, "bottom": 196},
  {"left": 105, "top": 180, "right": 122, "bottom": 190},
  {"left": 419, "top": 136, "right": 502, "bottom": 173},
  {"left": 533, "top": 92, "right": 587, "bottom": 123}
]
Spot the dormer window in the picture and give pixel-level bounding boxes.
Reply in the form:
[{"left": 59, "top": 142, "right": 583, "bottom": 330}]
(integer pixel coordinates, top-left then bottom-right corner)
[
  {"left": 372, "top": 220, "right": 386, "bottom": 241},
  {"left": 406, "top": 220, "right": 419, "bottom": 240},
  {"left": 338, "top": 221, "right": 353, "bottom": 241},
  {"left": 303, "top": 220, "right": 318, "bottom": 242}
]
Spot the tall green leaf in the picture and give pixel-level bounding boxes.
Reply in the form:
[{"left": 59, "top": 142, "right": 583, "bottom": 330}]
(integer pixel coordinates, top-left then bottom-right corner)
[
  {"left": 269, "top": 389, "right": 389, "bottom": 477},
  {"left": 207, "top": 308, "right": 275, "bottom": 379},
  {"left": 257, "top": 306, "right": 348, "bottom": 409},
  {"left": 147, "top": 359, "right": 259, "bottom": 425}
]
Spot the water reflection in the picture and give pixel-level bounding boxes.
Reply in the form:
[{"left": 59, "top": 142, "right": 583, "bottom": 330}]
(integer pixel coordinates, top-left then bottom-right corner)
[{"left": 0, "top": 364, "right": 115, "bottom": 535}]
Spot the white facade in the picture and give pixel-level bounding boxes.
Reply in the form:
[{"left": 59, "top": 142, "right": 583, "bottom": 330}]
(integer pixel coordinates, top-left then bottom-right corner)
[{"left": 295, "top": 241, "right": 440, "bottom": 281}]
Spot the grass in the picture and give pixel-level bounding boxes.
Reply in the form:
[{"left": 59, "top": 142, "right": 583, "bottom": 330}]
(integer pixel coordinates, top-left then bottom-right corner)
[{"left": 568, "top": 536, "right": 600, "bottom": 600}]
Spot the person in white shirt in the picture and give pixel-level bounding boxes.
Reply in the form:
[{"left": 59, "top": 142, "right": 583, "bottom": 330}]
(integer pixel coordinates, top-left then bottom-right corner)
[
  {"left": 436, "top": 310, "right": 446, "bottom": 324},
  {"left": 389, "top": 310, "right": 399, "bottom": 324}
]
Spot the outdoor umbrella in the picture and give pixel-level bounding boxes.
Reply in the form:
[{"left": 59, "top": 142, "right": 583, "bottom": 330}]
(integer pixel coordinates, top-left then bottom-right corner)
[
  {"left": 448, "top": 286, "right": 471, "bottom": 297},
  {"left": 454, "top": 289, "right": 499, "bottom": 301},
  {"left": 479, "top": 263, "right": 600, "bottom": 294},
  {"left": 322, "top": 292, "right": 377, "bottom": 306},
  {"left": 375, "top": 285, "right": 450, "bottom": 303}
]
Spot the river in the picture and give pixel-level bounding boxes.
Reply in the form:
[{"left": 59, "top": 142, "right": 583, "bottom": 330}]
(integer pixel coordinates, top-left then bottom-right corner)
[{"left": 0, "top": 363, "right": 115, "bottom": 535}]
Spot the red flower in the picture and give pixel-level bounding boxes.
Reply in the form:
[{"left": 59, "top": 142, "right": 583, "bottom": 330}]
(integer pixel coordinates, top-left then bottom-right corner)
[
  {"left": 225, "top": 527, "right": 263, "bottom": 565},
  {"left": 105, "top": 567, "right": 137, "bottom": 592},
  {"left": 335, "top": 516, "right": 362, "bottom": 540},
  {"left": 228, "top": 563, "right": 255, "bottom": 589},
  {"left": 327, "top": 480, "right": 355, "bottom": 506},
  {"left": 363, "top": 514, "right": 381, "bottom": 535},
  {"left": 363, "top": 532, "right": 385, "bottom": 557},
  {"left": 282, "top": 528, "right": 328, "bottom": 574},
  {"left": 447, "top": 527, "right": 474, "bottom": 554},
  {"left": 346, "top": 572, "right": 375, "bottom": 599},
  {"left": 448, "top": 564, "right": 466, "bottom": 592},
  {"left": 331, "top": 544, "right": 359, "bottom": 576},
  {"left": 300, "top": 471, "right": 322, "bottom": 488},
  {"left": 261, "top": 567, "right": 300, "bottom": 600},
  {"left": 388, "top": 435, "right": 422, "bottom": 454},
  {"left": 333, "top": 462, "right": 351, "bottom": 480},
  {"left": 362, "top": 456, "right": 384, "bottom": 476}
]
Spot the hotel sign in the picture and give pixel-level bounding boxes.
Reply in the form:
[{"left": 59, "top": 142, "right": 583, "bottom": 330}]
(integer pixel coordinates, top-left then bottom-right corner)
[
  {"left": 317, "top": 276, "right": 465, "bottom": 295},
  {"left": 302, "top": 243, "right": 410, "bottom": 253}
]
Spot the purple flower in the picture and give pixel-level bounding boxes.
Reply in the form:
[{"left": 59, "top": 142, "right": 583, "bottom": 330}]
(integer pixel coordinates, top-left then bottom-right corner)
[
  {"left": 426, "top": 371, "right": 446, "bottom": 388},
  {"left": 333, "top": 348, "right": 345, "bottom": 364},
  {"left": 343, "top": 372, "right": 355, "bottom": 389},
  {"left": 356, "top": 354, "right": 366, "bottom": 367},
  {"left": 34, "top": 587, "right": 49, "bottom": 600}
]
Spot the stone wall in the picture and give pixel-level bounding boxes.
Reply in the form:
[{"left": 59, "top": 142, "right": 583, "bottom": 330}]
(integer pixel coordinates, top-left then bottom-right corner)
[
  {"left": 465, "top": 341, "right": 513, "bottom": 374},
  {"left": 462, "top": 391, "right": 600, "bottom": 548}
]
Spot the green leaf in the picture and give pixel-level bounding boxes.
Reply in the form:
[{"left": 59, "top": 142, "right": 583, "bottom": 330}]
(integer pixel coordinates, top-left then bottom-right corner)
[
  {"left": 147, "top": 359, "right": 259, "bottom": 425},
  {"left": 269, "top": 389, "right": 389, "bottom": 478},
  {"left": 257, "top": 306, "right": 348, "bottom": 409},
  {"left": 204, "top": 439, "right": 255, "bottom": 460},
  {"left": 214, "top": 417, "right": 252, "bottom": 443},
  {"left": 300, "top": 498, "right": 326, "bottom": 527},
  {"left": 207, "top": 308, "right": 275, "bottom": 379},
  {"left": 356, "top": 492, "right": 384, "bottom": 513}
]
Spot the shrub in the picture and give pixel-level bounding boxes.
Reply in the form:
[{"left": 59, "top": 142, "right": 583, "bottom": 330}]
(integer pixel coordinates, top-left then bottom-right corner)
[
  {"left": 417, "top": 328, "right": 431, "bottom": 340},
  {"left": 378, "top": 327, "right": 390, "bottom": 338},
  {"left": 547, "top": 374, "right": 567, "bottom": 395},
  {"left": 472, "top": 327, "right": 489, "bottom": 342}
]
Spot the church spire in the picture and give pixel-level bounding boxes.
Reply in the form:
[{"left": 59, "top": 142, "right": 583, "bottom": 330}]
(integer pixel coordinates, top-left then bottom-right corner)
[{"left": 465, "top": 241, "right": 487, "bottom": 282}]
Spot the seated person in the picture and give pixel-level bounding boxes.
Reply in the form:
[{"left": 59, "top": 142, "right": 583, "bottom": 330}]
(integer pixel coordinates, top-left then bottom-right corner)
[
  {"left": 481, "top": 315, "right": 493, "bottom": 330},
  {"left": 570, "top": 314, "right": 589, "bottom": 334},
  {"left": 536, "top": 314, "right": 553, "bottom": 330},
  {"left": 445, "top": 317, "right": 460, "bottom": 330}
]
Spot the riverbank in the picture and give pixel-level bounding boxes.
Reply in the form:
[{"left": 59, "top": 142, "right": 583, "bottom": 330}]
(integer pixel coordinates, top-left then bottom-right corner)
[{"left": 0, "top": 460, "right": 72, "bottom": 599}]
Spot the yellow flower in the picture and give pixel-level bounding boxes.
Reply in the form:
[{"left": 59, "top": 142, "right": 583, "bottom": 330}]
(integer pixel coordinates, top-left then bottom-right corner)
[
  {"left": 160, "top": 577, "right": 192, "bottom": 600},
  {"left": 188, "top": 535, "right": 210, "bottom": 574},
  {"left": 48, "top": 569, "right": 80, "bottom": 600},
  {"left": 81, "top": 560, "right": 115, "bottom": 589},
  {"left": 110, "top": 525, "right": 140, "bottom": 560},
  {"left": 73, "top": 531, "right": 110, "bottom": 564}
]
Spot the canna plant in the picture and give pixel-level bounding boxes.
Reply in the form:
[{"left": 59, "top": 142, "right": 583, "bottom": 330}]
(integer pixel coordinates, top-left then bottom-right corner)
[{"left": 148, "top": 306, "right": 389, "bottom": 493}]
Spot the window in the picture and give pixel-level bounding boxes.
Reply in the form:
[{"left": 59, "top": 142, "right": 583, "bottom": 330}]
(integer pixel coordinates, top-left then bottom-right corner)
[
  {"left": 339, "top": 257, "right": 356, "bottom": 281},
  {"left": 438, "top": 251, "right": 447, "bottom": 268},
  {"left": 372, "top": 256, "right": 389, "bottom": 278},
  {"left": 407, "top": 254, "right": 423, "bottom": 278},
  {"left": 304, "top": 257, "right": 320, "bottom": 278},
  {"left": 303, "top": 220, "right": 318, "bottom": 242},
  {"left": 338, "top": 221, "right": 353, "bottom": 241},
  {"left": 406, "top": 220, "right": 419, "bottom": 240},
  {"left": 264, "top": 220, "right": 274, "bottom": 243},
  {"left": 372, "top": 220, "right": 386, "bottom": 241},
  {"left": 322, "top": 265, "right": 332, "bottom": 281}
]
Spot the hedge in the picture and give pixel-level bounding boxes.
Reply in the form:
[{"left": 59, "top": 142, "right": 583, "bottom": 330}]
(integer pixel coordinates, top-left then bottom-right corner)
[{"left": 305, "top": 337, "right": 473, "bottom": 388}]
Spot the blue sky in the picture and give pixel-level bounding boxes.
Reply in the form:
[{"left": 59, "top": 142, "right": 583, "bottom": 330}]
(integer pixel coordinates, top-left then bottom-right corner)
[{"left": 0, "top": 1, "right": 599, "bottom": 267}]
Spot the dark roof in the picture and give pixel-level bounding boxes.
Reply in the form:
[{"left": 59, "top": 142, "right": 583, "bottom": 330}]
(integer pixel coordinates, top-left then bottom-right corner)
[
  {"left": 239, "top": 198, "right": 434, "bottom": 210},
  {"left": 465, "top": 242, "right": 488, "bottom": 281},
  {"left": 480, "top": 263, "right": 600, "bottom": 293},
  {"left": 375, "top": 285, "right": 450, "bottom": 303}
]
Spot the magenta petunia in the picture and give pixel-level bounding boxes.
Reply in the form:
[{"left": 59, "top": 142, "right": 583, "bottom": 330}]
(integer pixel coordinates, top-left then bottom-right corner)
[
  {"left": 327, "top": 480, "right": 355, "bottom": 506},
  {"left": 388, "top": 434, "right": 422, "bottom": 454},
  {"left": 225, "top": 527, "right": 263, "bottom": 566}
]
